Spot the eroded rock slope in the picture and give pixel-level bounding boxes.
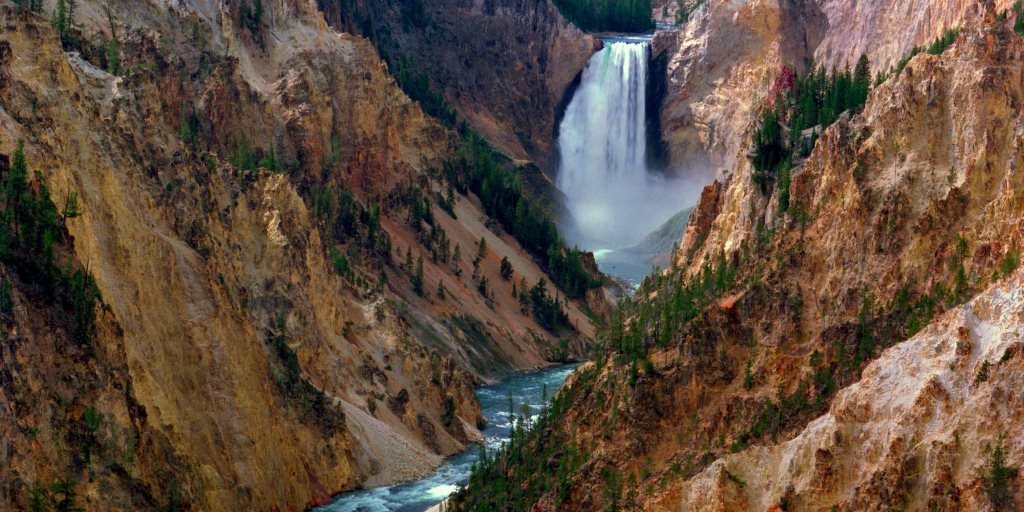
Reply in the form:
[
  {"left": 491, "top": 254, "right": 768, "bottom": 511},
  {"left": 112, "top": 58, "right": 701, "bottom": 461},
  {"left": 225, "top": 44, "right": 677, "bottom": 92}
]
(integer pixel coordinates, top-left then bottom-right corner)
[{"left": 0, "top": 1, "right": 597, "bottom": 510}]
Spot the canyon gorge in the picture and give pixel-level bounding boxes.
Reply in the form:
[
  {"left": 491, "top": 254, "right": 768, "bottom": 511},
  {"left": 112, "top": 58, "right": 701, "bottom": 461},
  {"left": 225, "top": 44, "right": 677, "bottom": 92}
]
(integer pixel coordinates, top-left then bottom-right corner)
[{"left": 0, "top": 0, "right": 1022, "bottom": 511}]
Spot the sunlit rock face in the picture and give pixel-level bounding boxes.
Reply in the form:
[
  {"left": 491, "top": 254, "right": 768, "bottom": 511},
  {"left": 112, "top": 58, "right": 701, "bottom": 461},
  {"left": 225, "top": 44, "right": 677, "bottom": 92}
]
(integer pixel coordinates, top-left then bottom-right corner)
[
  {"left": 813, "top": 0, "right": 1013, "bottom": 70},
  {"left": 0, "top": 1, "right": 600, "bottom": 511}
]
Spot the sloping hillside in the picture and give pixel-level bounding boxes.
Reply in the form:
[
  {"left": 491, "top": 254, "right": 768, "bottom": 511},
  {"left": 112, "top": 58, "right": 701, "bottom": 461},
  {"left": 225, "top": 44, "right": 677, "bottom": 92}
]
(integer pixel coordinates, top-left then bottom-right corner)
[{"left": 0, "top": 1, "right": 599, "bottom": 510}]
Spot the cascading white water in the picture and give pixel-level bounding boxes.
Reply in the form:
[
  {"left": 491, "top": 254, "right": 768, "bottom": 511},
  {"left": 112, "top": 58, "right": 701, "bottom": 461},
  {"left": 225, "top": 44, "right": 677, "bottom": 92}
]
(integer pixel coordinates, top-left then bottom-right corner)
[{"left": 557, "top": 40, "right": 691, "bottom": 253}]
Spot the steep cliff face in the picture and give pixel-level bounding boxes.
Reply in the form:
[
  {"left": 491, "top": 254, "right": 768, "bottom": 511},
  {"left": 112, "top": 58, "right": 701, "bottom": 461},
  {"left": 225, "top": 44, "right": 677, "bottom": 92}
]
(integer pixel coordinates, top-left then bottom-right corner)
[
  {"left": 450, "top": 6, "right": 1024, "bottom": 511},
  {"left": 814, "top": 0, "right": 1012, "bottom": 69},
  {"left": 318, "top": 0, "right": 600, "bottom": 170},
  {"left": 652, "top": 0, "right": 825, "bottom": 178},
  {"left": 0, "top": 1, "right": 596, "bottom": 511},
  {"left": 653, "top": 0, "right": 1014, "bottom": 179},
  {"left": 656, "top": 270, "right": 1024, "bottom": 511},
  {"left": 654, "top": 8, "right": 1024, "bottom": 509}
]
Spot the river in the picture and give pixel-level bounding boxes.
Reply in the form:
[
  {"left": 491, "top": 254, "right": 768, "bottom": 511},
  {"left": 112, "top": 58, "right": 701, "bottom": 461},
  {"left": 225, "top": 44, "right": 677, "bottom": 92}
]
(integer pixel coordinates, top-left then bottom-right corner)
[{"left": 314, "top": 364, "right": 580, "bottom": 512}]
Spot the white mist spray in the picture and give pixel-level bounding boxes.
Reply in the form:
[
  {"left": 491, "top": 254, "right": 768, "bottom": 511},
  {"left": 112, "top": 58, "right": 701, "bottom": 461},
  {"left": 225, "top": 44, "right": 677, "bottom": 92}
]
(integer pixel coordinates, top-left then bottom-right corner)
[{"left": 557, "top": 41, "right": 693, "bottom": 253}]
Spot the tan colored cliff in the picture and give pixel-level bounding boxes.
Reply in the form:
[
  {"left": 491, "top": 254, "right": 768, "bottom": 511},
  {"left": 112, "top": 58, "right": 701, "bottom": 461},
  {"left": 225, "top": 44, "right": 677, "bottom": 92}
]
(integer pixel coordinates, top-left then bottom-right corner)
[
  {"left": 653, "top": 0, "right": 824, "bottom": 179},
  {"left": 0, "top": 1, "right": 595, "bottom": 510},
  {"left": 653, "top": 0, "right": 1014, "bottom": 181},
  {"left": 640, "top": 9, "right": 1024, "bottom": 510},
  {"left": 654, "top": 269, "right": 1024, "bottom": 511},
  {"left": 814, "top": 0, "right": 1013, "bottom": 70}
]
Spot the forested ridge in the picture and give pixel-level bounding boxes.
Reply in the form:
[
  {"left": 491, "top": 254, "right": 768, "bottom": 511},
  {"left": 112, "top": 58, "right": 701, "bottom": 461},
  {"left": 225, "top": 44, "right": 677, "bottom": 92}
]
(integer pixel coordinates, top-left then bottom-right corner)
[
  {"left": 552, "top": 0, "right": 654, "bottom": 33},
  {"left": 752, "top": 28, "right": 959, "bottom": 214}
]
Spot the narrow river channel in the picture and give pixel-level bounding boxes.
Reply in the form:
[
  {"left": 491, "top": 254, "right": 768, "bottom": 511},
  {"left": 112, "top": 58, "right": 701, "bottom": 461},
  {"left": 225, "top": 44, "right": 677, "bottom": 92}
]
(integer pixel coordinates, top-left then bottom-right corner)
[{"left": 315, "top": 364, "right": 580, "bottom": 512}]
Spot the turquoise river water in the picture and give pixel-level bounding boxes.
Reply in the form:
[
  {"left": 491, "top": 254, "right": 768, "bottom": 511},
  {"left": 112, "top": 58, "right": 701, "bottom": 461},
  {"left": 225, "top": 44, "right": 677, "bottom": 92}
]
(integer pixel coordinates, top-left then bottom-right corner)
[{"left": 315, "top": 363, "right": 580, "bottom": 512}]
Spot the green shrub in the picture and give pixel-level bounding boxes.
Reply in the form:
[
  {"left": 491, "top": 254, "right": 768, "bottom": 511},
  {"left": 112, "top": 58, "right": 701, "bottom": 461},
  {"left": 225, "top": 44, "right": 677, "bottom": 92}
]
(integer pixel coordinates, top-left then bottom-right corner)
[
  {"left": 51, "top": 0, "right": 77, "bottom": 47},
  {"left": 14, "top": 0, "right": 44, "bottom": 14},
  {"left": 330, "top": 246, "right": 351, "bottom": 278},
  {"left": 927, "top": 28, "right": 959, "bottom": 55},
  {"left": 307, "top": 185, "right": 391, "bottom": 272},
  {"left": 51, "top": 479, "right": 82, "bottom": 512},
  {"left": 889, "top": 27, "right": 959, "bottom": 80},
  {"left": 753, "top": 57, "right": 873, "bottom": 197},
  {"left": 412, "top": 256, "right": 425, "bottom": 297},
  {"left": 528, "top": 279, "right": 569, "bottom": 333},
  {"left": 0, "top": 278, "right": 12, "bottom": 315},
  {"left": 394, "top": 57, "right": 456, "bottom": 126},
  {"left": 776, "top": 162, "right": 792, "bottom": 214},
  {"left": 178, "top": 111, "right": 200, "bottom": 143},
  {"left": 999, "top": 249, "right": 1020, "bottom": 279},
  {"left": 400, "top": 0, "right": 430, "bottom": 29},
  {"left": 29, "top": 482, "right": 46, "bottom": 512},
  {"left": 500, "top": 256, "right": 513, "bottom": 280},
  {"left": 443, "top": 131, "right": 600, "bottom": 298},
  {"left": 975, "top": 360, "right": 991, "bottom": 385},
  {"left": 239, "top": 0, "right": 264, "bottom": 47},
  {"left": 267, "top": 315, "right": 344, "bottom": 434},
  {"left": 82, "top": 406, "right": 102, "bottom": 463}
]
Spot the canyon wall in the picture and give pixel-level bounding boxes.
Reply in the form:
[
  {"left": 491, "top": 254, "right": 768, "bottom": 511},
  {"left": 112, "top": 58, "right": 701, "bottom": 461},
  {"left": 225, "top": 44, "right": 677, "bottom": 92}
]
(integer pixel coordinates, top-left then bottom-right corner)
[
  {"left": 814, "top": 0, "right": 1006, "bottom": 70},
  {"left": 652, "top": 10, "right": 1024, "bottom": 508},
  {"left": 0, "top": 1, "right": 596, "bottom": 510},
  {"left": 654, "top": 0, "right": 1014, "bottom": 179},
  {"left": 657, "top": 270, "right": 1024, "bottom": 511},
  {"left": 318, "top": 0, "right": 600, "bottom": 172},
  {"left": 450, "top": 3, "right": 1024, "bottom": 510}
]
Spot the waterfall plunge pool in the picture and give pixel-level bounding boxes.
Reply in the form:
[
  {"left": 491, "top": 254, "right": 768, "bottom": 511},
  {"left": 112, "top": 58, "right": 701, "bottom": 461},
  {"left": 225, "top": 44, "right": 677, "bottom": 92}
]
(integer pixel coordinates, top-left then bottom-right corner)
[{"left": 314, "top": 364, "right": 580, "bottom": 512}]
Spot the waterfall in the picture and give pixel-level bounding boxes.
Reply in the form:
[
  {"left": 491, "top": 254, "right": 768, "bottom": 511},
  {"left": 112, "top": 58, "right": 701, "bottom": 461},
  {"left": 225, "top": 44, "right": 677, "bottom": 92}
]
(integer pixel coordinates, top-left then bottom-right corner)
[{"left": 557, "top": 40, "right": 690, "bottom": 252}]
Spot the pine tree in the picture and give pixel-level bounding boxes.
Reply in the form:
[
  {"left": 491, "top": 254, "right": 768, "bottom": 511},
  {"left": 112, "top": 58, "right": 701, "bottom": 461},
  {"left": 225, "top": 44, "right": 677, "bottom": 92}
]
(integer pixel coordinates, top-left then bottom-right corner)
[
  {"left": 102, "top": 0, "right": 121, "bottom": 75},
  {"left": 476, "top": 236, "right": 487, "bottom": 261},
  {"left": 500, "top": 256, "right": 513, "bottom": 280},
  {"left": 412, "top": 256, "right": 425, "bottom": 297},
  {"left": 850, "top": 54, "right": 871, "bottom": 112},
  {"left": 518, "top": 277, "right": 530, "bottom": 313},
  {"left": 451, "top": 243, "right": 462, "bottom": 277},
  {"left": 1016, "top": 1, "right": 1024, "bottom": 35},
  {"left": 61, "top": 191, "right": 81, "bottom": 220},
  {"left": 51, "top": 0, "right": 77, "bottom": 46},
  {"left": 15, "top": 0, "right": 43, "bottom": 13},
  {"left": 984, "top": 437, "right": 1019, "bottom": 510},
  {"left": 752, "top": 104, "right": 785, "bottom": 192},
  {"left": 239, "top": 0, "right": 265, "bottom": 47}
]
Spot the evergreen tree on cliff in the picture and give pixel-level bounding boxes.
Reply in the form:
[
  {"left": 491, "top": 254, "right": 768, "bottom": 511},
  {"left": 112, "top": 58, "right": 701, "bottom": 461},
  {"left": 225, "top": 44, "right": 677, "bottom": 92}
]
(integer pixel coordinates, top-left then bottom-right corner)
[
  {"left": 51, "top": 0, "right": 77, "bottom": 45},
  {"left": 850, "top": 54, "right": 872, "bottom": 112},
  {"left": 552, "top": 0, "right": 653, "bottom": 33}
]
